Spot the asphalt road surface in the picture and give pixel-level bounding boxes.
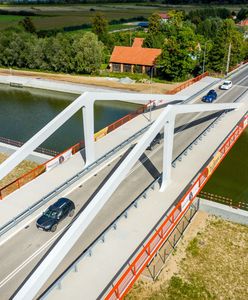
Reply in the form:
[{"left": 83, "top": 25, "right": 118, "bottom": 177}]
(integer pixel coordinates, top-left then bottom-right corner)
[{"left": 0, "top": 66, "right": 247, "bottom": 299}]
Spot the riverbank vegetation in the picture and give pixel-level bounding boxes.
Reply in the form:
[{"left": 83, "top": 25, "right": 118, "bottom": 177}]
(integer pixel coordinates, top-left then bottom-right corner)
[
  {"left": 126, "top": 213, "right": 248, "bottom": 300},
  {"left": 0, "top": 4, "right": 247, "bottom": 80}
]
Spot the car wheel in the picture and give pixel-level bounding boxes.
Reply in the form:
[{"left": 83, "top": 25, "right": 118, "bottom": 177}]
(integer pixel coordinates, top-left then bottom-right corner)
[
  {"left": 69, "top": 209, "right": 75, "bottom": 217},
  {"left": 51, "top": 224, "right": 57, "bottom": 232}
]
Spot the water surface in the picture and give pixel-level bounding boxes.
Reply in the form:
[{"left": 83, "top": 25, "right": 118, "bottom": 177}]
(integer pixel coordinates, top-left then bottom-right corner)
[{"left": 0, "top": 85, "right": 139, "bottom": 152}]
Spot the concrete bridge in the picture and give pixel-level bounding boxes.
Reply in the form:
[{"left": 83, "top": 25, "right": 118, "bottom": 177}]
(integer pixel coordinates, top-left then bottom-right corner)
[{"left": 0, "top": 65, "right": 247, "bottom": 300}]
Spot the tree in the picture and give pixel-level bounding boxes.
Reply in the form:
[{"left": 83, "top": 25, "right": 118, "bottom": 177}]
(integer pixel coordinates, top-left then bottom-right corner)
[
  {"left": 92, "top": 13, "right": 109, "bottom": 43},
  {"left": 73, "top": 32, "right": 104, "bottom": 74},
  {"left": 19, "top": 17, "right": 36, "bottom": 34},
  {"left": 157, "top": 26, "right": 199, "bottom": 81},
  {"left": 144, "top": 13, "right": 165, "bottom": 48},
  {"left": 236, "top": 8, "right": 248, "bottom": 21},
  {"left": 208, "top": 19, "right": 245, "bottom": 72}
]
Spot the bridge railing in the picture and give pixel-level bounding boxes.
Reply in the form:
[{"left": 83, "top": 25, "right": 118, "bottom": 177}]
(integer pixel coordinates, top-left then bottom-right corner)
[
  {"left": 166, "top": 72, "right": 209, "bottom": 95},
  {"left": 39, "top": 108, "right": 247, "bottom": 300},
  {"left": 104, "top": 112, "right": 247, "bottom": 299},
  {"left": 0, "top": 69, "right": 212, "bottom": 200},
  {"left": 0, "top": 103, "right": 149, "bottom": 200}
]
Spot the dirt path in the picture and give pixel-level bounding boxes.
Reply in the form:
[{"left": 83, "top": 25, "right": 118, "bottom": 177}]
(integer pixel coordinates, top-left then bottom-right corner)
[{"left": 0, "top": 68, "right": 179, "bottom": 94}]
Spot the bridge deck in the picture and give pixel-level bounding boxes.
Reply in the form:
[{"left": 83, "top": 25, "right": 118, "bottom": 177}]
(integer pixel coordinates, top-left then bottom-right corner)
[
  {"left": 0, "top": 76, "right": 218, "bottom": 245},
  {"left": 44, "top": 100, "right": 247, "bottom": 299}
]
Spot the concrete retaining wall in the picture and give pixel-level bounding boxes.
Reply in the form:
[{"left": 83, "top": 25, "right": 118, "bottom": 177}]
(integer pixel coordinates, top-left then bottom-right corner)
[{"left": 199, "top": 198, "right": 248, "bottom": 225}]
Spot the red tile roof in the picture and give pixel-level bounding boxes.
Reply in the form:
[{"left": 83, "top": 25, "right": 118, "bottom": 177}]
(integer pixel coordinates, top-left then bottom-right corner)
[
  {"left": 158, "top": 13, "right": 170, "bottom": 20},
  {"left": 110, "top": 46, "right": 161, "bottom": 66},
  {"left": 238, "top": 19, "right": 248, "bottom": 26},
  {"left": 132, "top": 38, "right": 144, "bottom": 47}
]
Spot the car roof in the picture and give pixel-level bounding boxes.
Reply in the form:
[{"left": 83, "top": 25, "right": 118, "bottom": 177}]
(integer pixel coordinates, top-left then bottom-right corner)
[
  {"left": 224, "top": 80, "right": 231, "bottom": 83},
  {"left": 50, "top": 198, "right": 71, "bottom": 209}
]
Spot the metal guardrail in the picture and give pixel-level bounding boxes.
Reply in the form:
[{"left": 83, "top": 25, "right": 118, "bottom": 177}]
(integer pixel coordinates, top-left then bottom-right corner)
[
  {"left": 40, "top": 98, "right": 248, "bottom": 299},
  {"left": 0, "top": 76, "right": 221, "bottom": 237},
  {"left": 0, "top": 123, "right": 152, "bottom": 238},
  {"left": 1, "top": 74, "right": 245, "bottom": 238}
]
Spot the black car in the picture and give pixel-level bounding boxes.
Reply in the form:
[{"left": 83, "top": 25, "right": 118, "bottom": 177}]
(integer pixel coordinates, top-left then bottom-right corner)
[
  {"left": 146, "top": 133, "right": 162, "bottom": 151},
  {"left": 36, "top": 198, "right": 75, "bottom": 232}
]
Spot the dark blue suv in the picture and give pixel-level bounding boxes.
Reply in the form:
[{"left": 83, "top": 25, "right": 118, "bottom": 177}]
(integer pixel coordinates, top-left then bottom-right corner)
[
  {"left": 202, "top": 89, "right": 217, "bottom": 103},
  {"left": 36, "top": 198, "right": 75, "bottom": 232}
]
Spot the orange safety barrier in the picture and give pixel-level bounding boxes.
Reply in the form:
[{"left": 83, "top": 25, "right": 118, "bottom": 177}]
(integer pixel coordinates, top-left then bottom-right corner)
[
  {"left": 0, "top": 142, "right": 83, "bottom": 200},
  {"left": 105, "top": 113, "right": 248, "bottom": 300},
  {"left": 166, "top": 72, "right": 209, "bottom": 95},
  {"left": 229, "top": 59, "right": 248, "bottom": 73}
]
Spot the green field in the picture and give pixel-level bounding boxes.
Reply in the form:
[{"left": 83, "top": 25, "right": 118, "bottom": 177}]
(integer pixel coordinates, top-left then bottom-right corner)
[
  {"left": 202, "top": 128, "right": 248, "bottom": 205},
  {"left": 0, "top": 15, "right": 24, "bottom": 27},
  {"left": 0, "top": 3, "right": 247, "bottom": 30}
]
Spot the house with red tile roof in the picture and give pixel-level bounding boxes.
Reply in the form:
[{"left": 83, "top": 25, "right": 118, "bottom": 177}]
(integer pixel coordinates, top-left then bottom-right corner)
[
  {"left": 109, "top": 38, "right": 161, "bottom": 74},
  {"left": 158, "top": 13, "right": 170, "bottom": 22}
]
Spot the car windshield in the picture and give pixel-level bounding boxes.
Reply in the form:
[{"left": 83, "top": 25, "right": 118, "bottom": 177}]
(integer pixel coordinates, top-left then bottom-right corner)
[
  {"left": 44, "top": 209, "right": 58, "bottom": 218},
  {"left": 223, "top": 82, "right": 230, "bottom": 85}
]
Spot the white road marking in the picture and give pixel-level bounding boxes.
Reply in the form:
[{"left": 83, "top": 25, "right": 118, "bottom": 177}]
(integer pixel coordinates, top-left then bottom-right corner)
[
  {"left": 0, "top": 227, "right": 64, "bottom": 288},
  {"left": 1, "top": 70, "right": 247, "bottom": 289}
]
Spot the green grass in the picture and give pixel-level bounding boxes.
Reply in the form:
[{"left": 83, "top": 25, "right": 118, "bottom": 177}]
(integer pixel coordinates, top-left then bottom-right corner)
[
  {"left": 0, "top": 15, "right": 24, "bottom": 27},
  {"left": 0, "top": 3, "right": 247, "bottom": 30},
  {"left": 186, "top": 237, "right": 200, "bottom": 257},
  {"left": 126, "top": 217, "right": 248, "bottom": 300},
  {"left": 151, "top": 276, "right": 214, "bottom": 300}
]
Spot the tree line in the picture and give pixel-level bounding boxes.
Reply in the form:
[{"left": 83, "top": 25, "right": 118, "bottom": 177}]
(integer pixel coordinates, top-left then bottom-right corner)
[
  {"left": 0, "top": 7, "right": 247, "bottom": 81},
  {"left": 3, "top": 1, "right": 248, "bottom": 4}
]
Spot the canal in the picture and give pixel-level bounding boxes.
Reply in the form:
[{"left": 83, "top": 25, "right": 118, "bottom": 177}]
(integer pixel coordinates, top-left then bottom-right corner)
[
  {"left": 0, "top": 84, "right": 139, "bottom": 152},
  {"left": 0, "top": 84, "right": 247, "bottom": 207},
  {"left": 202, "top": 128, "right": 248, "bottom": 208}
]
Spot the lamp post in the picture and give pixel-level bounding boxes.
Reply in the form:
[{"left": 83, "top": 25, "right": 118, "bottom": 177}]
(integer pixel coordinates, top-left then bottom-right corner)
[{"left": 202, "top": 42, "right": 207, "bottom": 74}]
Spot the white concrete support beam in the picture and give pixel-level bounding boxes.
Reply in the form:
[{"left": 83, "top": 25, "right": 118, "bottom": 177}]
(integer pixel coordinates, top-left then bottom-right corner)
[
  {"left": 161, "top": 113, "right": 175, "bottom": 191},
  {"left": 82, "top": 101, "right": 95, "bottom": 166},
  {"left": 0, "top": 91, "right": 177, "bottom": 181},
  {"left": 13, "top": 102, "right": 240, "bottom": 300}
]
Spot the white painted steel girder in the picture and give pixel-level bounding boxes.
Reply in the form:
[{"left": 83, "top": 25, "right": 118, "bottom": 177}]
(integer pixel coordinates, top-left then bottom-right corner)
[
  {"left": 13, "top": 101, "right": 240, "bottom": 300},
  {"left": 0, "top": 92, "right": 177, "bottom": 181}
]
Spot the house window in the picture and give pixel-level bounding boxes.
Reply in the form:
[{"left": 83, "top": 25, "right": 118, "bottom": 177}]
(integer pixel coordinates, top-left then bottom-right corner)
[
  {"left": 134, "top": 65, "right": 142, "bottom": 73},
  {"left": 123, "top": 64, "right": 132, "bottom": 73},
  {"left": 112, "top": 63, "right": 121, "bottom": 72}
]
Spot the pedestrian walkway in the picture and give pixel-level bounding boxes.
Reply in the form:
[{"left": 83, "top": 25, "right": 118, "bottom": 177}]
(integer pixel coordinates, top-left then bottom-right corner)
[
  {"left": 0, "top": 74, "right": 218, "bottom": 104},
  {"left": 0, "top": 74, "right": 220, "bottom": 244},
  {"left": 44, "top": 97, "right": 248, "bottom": 300}
]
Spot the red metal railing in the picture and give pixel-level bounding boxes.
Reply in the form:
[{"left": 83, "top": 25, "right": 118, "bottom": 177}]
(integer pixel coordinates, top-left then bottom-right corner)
[
  {"left": 166, "top": 72, "right": 209, "bottom": 95},
  {"left": 0, "top": 71, "right": 215, "bottom": 200},
  {"left": 229, "top": 59, "right": 248, "bottom": 73},
  {"left": 105, "top": 113, "right": 248, "bottom": 300}
]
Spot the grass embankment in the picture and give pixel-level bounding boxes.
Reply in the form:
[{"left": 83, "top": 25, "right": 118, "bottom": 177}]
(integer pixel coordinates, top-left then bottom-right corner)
[
  {"left": 126, "top": 212, "right": 248, "bottom": 300},
  {"left": 0, "top": 153, "right": 38, "bottom": 189}
]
